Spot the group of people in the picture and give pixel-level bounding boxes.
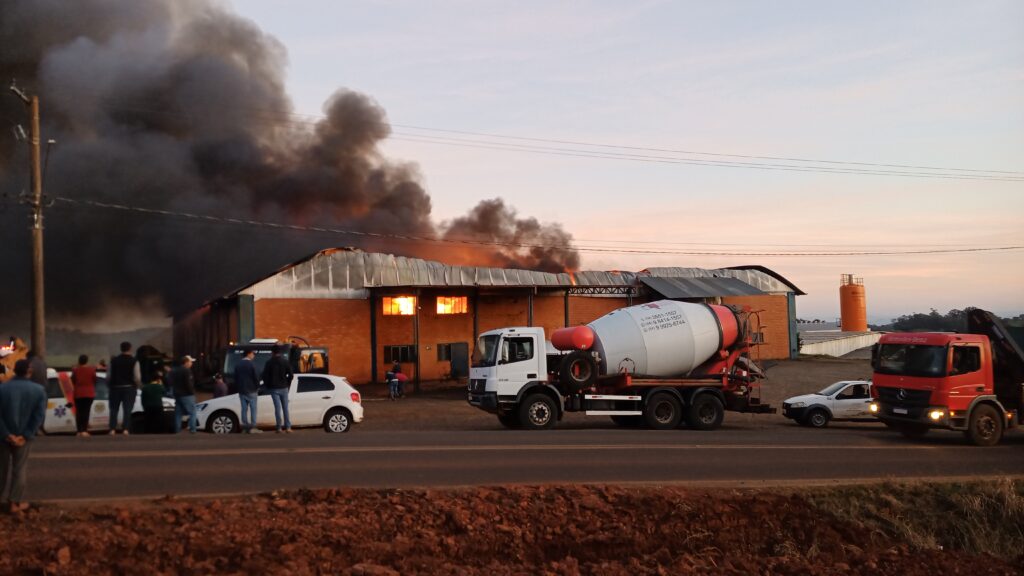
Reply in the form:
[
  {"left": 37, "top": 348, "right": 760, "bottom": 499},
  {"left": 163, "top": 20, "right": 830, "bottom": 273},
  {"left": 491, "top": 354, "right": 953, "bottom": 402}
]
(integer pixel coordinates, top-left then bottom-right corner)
[
  {"left": 66, "top": 341, "right": 200, "bottom": 436},
  {"left": 235, "top": 345, "right": 295, "bottom": 433},
  {"left": 0, "top": 342, "right": 305, "bottom": 512}
]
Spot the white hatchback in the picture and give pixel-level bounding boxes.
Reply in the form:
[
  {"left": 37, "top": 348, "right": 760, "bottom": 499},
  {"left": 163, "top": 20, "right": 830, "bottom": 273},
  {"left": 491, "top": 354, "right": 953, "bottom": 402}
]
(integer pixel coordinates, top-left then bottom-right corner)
[
  {"left": 194, "top": 374, "right": 363, "bottom": 434},
  {"left": 782, "top": 380, "right": 874, "bottom": 428},
  {"left": 42, "top": 369, "right": 176, "bottom": 433}
]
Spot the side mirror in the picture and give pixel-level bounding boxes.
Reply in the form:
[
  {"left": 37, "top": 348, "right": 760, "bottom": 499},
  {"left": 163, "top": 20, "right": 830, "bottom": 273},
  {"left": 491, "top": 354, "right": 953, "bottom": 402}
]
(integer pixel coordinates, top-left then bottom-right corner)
[{"left": 870, "top": 343, "right": 879, "bottom": 369}]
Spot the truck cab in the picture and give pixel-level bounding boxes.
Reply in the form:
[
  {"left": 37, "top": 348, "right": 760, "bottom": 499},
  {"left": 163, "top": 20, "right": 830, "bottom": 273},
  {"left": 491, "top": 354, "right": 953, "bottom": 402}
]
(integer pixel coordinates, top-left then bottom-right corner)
[
  {"left": 870, "top": 310, "right": 1024, "bottom": 446},
  {"left": 223, "top": 338, "right": 329, "bottom": 392},
  {"left": 468, "top": 327, "right": 550, "bottom": 415}
]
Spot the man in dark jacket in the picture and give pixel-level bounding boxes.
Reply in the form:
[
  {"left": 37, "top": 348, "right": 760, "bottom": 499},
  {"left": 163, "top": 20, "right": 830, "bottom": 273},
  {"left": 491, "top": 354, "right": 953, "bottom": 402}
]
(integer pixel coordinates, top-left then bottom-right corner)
[
  {"left": 235, "top": 349, "right": 261, "bottom": 434},
  {"left": 107, "top": 342, "right": 141, "bottom": 435},
  {"left": 170, "top": 355, "right": 198, "bottom": 434},
  {"left": 260, "top": 346, "right": 293, "bottom": 433},
  {"left": 0, "top": 360, "right": 46, "bottom": 512}
]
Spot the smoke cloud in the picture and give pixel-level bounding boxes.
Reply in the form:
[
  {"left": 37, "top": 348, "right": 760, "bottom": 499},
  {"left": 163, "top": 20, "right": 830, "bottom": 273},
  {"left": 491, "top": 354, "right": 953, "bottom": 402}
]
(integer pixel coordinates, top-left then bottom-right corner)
[{"left": 0, "top": 0, "right": 579, "bottom": 330}]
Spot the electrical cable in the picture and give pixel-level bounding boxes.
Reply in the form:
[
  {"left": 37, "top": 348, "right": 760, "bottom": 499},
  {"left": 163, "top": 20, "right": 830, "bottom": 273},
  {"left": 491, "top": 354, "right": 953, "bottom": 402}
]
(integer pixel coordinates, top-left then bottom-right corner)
[{"left": 51, "top": 196, "right": 1024, "bottom": 258}]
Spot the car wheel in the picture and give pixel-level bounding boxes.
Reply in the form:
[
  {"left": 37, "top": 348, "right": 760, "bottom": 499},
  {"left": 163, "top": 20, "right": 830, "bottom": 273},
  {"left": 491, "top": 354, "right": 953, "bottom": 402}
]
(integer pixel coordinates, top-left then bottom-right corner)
[
  {"left": 518, "top": 393, "right": 557, "bottom": 430},
  {"left": 644, "top": 392, "right": 682, "bottom": 430},
  {"left": 323, "top": 408, "right": 352, "bottom": 433},
  {"left": 497, "top": 411, "right": 520, "bottom": 429},
  {"left": 207, "top": 410, "right": 239, "bottom": 434},
  {"left": 684, "top": 394, "right": 725, "bottom": 431},
  {"left": 805, "top": 408, "right": 830, "bottom": 428},
  {"left": 964, "top": 404, "right": 1003, "bottom": 446}
]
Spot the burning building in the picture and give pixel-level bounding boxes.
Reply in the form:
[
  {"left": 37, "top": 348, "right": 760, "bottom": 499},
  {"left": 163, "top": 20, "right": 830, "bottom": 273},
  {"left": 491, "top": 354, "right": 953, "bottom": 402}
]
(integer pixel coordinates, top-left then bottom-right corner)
[{"left": 172, "top": 248, "right": 803, "bottom": 384}]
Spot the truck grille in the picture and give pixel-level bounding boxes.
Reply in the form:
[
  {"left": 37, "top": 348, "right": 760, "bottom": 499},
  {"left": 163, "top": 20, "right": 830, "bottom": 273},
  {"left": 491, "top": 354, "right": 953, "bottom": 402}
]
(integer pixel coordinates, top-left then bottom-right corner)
[
  {"left": 876, "top": 387, "right": 931, "bottom": 407},
  {"left": 468, "top": 379, "right": 487, "bottom": 394}
]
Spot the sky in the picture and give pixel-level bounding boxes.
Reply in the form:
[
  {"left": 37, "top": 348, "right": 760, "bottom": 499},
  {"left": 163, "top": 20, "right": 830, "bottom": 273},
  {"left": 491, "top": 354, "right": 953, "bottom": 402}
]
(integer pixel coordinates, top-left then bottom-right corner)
[{"left": 230, "top": 0, "right": 1023, "bottom": 323}]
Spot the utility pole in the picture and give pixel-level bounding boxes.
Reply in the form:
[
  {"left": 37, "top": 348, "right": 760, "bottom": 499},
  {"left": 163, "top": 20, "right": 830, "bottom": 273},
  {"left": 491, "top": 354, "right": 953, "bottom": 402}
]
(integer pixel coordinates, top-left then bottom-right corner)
[{"left": 10, "top": 81, "right": 45, "bottom": 357}]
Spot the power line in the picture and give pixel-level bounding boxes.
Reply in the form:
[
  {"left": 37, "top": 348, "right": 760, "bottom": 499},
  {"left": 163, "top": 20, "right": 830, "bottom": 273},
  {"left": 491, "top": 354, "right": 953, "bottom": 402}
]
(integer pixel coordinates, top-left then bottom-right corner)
[
  {"left": 35, "top": 193, "right": 1011, "bottom": 251},
  {"left": 51, "top": 196, "right": 1024, "bottom": 258},
  {"left": 389, "top": 134, "right": 1024, "bottom": 182},
  {"left": 389, "top": 123, "right": 1024, "bottom": 176},
  {"left": 75, "top": 98, "right": 1024, "bottom": 181}
]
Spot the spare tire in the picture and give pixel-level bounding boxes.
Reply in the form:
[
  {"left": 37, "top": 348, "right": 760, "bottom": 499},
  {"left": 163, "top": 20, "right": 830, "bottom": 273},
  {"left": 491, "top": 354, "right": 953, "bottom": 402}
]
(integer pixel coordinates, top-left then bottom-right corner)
[{"left": 558, "top": 351, "right": 597, "bottom": 392}]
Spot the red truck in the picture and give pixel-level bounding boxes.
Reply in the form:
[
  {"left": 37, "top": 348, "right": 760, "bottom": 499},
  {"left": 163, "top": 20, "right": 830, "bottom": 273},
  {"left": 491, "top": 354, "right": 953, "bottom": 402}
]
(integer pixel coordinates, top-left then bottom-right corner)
[{"left": 870, "top": 308, "right": 1024, "bottom": 446}]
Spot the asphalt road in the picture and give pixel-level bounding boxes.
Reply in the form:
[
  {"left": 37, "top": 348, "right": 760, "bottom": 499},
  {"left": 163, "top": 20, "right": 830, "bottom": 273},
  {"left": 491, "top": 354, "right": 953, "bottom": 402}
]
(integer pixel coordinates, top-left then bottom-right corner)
[{"left": 27, "top": 420, "right": 1024, "bottom": 503}]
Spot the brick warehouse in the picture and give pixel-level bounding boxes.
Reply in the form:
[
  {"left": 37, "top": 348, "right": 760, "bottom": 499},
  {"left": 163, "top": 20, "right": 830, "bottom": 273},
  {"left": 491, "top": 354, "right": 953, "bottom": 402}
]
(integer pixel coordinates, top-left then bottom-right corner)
[{"left": 172, "top": 248, "right": 804, "bottom": 384}]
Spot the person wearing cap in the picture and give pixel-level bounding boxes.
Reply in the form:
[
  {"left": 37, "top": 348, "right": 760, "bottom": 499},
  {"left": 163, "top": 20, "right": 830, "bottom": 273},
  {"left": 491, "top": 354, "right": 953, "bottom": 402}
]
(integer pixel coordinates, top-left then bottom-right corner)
[
  {"left": 0, "top": 359, "right": 46, "bottom": 512},
  {"left": 107, "top": 341, "right": 141, "bottom": 435},
  {"left": 170, "top": 355, "right": 198, "bottom": 434}
]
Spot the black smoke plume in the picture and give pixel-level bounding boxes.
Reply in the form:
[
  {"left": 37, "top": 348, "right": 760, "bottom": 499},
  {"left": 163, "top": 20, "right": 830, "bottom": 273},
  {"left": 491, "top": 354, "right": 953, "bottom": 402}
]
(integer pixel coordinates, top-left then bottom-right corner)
[{"left": 0, "top": 0, "right": 579, "bottom": 330}]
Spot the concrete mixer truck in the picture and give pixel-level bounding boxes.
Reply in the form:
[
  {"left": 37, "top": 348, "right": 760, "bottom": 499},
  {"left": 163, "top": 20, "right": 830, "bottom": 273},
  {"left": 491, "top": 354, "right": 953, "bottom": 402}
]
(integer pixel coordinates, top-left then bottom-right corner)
[{"left": 467, "top": 300, "right": 773, "bottom": 430}]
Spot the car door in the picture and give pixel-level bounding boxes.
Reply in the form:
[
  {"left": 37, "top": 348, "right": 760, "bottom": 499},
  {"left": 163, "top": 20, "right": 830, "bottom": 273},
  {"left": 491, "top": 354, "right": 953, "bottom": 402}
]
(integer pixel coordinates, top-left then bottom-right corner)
[
  {"left": 44, "top": 374, "right": 76, "bottom": 433},
  {"left": 496, "top": 335, "right": 540, "bottom": 395},
  {"left": 89, "top": 375, "right": 111, "bottom": 431},
  {"left": 832, "top": 384, "right": 870, "bottom": 419},
  {"left": 292, "top": 376, "right": 335, "bottom": 427}
]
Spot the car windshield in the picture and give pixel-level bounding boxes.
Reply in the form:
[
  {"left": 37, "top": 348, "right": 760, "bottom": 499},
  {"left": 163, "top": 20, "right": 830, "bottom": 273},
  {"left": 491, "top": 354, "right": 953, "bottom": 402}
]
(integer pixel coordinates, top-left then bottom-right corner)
[
  {"left": 472, "top": 335, "right": 501, "bottom": 367},
  {"left": 816, "top": 381, "right": 851, "bottom": 396},
  {"left": 875, "top": 344, "right": 947, "bottom": 377},
  {"left": 223, "top": 348, "right": 276, "bottom": 379}
]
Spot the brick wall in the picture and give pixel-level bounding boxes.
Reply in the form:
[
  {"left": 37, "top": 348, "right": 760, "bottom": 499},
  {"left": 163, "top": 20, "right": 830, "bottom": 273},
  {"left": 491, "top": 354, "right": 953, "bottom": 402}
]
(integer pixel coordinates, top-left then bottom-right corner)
[
  {"left": 569, "top": 296, "right": 633, "bottom": 326},
  {"left": 254, "top": 298, "right": 373, "bottom": 383},
  {"left": 720, "top": 294, "right": 792, "bottom": 360}
]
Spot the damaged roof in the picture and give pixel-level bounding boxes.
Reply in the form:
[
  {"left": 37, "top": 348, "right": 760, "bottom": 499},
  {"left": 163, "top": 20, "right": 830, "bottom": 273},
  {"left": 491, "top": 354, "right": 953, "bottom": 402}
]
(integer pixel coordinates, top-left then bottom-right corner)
[{"left": 228, "top": 248, "right": 803, "bottom": 301}]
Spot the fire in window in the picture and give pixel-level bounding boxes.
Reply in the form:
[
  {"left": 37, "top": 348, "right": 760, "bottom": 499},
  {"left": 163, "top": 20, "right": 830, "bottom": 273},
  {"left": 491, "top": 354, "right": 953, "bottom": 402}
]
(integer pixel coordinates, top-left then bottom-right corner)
[
  {"left": 436, "top": 296, "right": 468, "bottom": 315},
  {"left": 383, "top": 296, "right": 416, "bottom": 316}
]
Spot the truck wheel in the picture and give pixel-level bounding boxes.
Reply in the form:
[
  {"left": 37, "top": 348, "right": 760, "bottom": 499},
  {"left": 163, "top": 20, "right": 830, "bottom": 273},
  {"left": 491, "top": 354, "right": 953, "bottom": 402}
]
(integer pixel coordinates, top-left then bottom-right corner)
[
  {"left": 519, "top": 394, "right": 557, "bottom": 430},
  {"left": 644, "top": 392, "right": 682, "bottom": 430},
  {"left": 804, "top": 409, "right": 830, "bottom": 429},
  {"left": 497, "top": 411, "right": 521, "bottom": 429},
  {"left": 558, "top": 351, "right": 597, "bottom": 392},
  {"left": 897, "top": 424, "right": 929, "bottom": 439},
  {"left": 684, "top": 394, "right": 725, "bottom": 431},
  {"left": 965, "top": 404, "right": 1003, "bottom": 446},
  {"left": 610, "top": 415, "right": 643, "bottom": 427}
]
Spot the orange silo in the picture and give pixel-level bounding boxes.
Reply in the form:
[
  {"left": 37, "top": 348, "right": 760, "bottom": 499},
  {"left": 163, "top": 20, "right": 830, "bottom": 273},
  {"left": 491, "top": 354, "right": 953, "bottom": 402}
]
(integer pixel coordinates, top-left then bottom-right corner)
[{"left": 839, "top": 274, "right": 868, "bottom": 332}]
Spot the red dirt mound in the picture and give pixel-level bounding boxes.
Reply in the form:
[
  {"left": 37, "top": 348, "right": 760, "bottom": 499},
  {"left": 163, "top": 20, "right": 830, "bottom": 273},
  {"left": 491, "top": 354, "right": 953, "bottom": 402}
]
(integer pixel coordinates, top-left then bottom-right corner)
[{"left": 0, "top": 485, "right": 1020, "bottom": 575}]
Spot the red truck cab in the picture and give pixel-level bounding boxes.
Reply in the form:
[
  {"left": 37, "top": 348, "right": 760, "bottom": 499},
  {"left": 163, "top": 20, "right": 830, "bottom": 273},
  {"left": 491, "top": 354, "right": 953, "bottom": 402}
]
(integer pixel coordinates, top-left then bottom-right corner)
[{"left": 870, "top": 309, "right": 1024, "bottom": 446}]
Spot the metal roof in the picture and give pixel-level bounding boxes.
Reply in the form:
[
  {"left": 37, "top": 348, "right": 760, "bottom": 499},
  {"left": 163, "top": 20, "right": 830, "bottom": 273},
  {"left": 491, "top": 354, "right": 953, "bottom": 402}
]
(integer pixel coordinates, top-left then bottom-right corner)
[
  {"left": 639, "top": 276, "right": 766, "bottom": 299},
  {"left": 229, "top": 248, "right": 802, "bottom": 301}
]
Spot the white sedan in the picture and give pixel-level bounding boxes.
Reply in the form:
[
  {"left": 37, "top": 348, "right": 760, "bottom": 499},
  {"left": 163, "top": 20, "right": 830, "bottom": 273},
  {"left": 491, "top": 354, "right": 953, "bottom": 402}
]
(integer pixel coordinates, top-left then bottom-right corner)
[
  {"left": 782, "top": 380, "right": 874, "bottom": 428},
  {"left": 195, "top": 374, "right": 363, "bottom": 434},
  {"left": 42, "top": 369, "right": 176, "bottom": 433}
]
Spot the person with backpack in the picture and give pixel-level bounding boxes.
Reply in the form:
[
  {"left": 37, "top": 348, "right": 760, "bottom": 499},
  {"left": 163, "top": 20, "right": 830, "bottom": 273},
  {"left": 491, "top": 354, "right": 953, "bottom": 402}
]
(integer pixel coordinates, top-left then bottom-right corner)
[{"left": 260, "top": 346, "right": 293, "bottom": 433}]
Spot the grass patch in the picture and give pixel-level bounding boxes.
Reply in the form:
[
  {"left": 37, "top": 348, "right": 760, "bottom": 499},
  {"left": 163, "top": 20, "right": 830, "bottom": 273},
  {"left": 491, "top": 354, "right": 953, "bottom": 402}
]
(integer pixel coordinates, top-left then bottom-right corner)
[{"left": 805, "top": 478, "right": 1024, "bottom": 560}]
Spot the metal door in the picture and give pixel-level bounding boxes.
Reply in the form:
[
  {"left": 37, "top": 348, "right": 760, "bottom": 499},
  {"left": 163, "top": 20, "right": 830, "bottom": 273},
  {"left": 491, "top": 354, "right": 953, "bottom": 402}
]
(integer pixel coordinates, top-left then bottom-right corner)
[{"left": 450, "top": 342, "right": 470, "bottom": 378}]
